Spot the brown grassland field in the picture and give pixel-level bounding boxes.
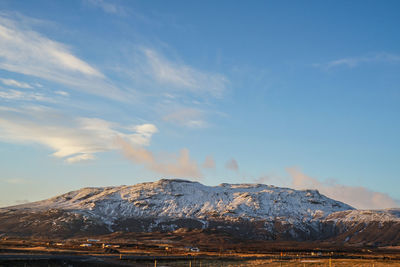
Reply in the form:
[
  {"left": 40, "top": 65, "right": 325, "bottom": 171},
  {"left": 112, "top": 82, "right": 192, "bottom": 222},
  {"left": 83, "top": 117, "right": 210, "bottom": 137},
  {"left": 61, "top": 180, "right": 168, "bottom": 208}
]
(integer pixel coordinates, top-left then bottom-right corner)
[{"left": 0, "top": 231, "right": 399, "bottom": 266}]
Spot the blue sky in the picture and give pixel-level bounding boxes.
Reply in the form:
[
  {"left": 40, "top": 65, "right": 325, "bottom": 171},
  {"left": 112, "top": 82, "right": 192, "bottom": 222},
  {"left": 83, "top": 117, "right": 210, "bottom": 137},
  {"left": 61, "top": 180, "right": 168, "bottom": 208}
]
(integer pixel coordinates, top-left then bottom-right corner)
[{"left": 0, "top": 0, "right": 399, "bottom": 209}]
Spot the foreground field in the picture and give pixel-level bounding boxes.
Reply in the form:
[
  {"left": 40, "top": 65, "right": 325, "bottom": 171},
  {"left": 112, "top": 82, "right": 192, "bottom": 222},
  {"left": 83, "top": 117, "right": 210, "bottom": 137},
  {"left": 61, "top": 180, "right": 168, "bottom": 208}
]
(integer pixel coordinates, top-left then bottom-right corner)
[
  {"left": 0, "top": 237, "right": 399, "bottom": 266},
  {"left": 215, "top": 259, "right": 400, "bottom": 267},
  {"left": 0, "top": 256, "right": 400, "bottom": 266}
]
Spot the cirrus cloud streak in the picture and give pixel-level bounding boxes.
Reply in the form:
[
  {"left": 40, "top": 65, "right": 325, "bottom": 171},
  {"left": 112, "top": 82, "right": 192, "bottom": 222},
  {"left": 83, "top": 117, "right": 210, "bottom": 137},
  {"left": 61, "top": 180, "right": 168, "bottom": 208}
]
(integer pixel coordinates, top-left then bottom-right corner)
[{"left": 0, "top": 12, "right": 125, "bottom": 100}]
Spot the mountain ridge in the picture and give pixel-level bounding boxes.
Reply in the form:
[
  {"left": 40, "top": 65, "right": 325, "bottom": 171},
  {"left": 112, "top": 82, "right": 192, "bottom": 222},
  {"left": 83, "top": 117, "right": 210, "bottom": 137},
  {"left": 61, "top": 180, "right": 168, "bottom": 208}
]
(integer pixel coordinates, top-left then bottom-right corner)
[
  {"left": 1, "top": 179, "right": 399, "bottom": 246},
  {"left": 6, "top": 178, "right": 353, "bottom": 222}
]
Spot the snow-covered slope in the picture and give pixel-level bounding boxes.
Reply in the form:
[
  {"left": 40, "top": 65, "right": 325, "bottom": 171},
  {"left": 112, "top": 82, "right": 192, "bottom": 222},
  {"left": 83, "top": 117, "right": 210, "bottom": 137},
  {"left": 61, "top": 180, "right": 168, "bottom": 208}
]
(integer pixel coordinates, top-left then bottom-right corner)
[
  {"left": 320, "top": 209, "right": 400, "bottom": 246},
  {"left": 12, "top": 179, "right": 353, "bottom": 224},
  {"left": 2, "top": 179, "right": 399, "bottom": 244},
  {"left": 325, "top": 209, "right": 400, "bottom": 223}
]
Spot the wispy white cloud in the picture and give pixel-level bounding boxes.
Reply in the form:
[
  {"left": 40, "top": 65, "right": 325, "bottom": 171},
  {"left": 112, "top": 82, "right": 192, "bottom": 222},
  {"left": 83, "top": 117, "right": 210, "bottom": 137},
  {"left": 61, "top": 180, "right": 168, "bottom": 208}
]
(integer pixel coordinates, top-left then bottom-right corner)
[
  {"left": 162, "top": 107, "right": 208, "bottom": 128},
  {"left": 0, "top": 12, "right": 230, "bottom": 131},
  {"left": 142, "top": 48, "right": 228, "bottom": 98},
  {"left": 0, "top": 78, "right": 32, "bottom": 88},
  {"left": 0, "top": 13, "right": 125, "bottom": 100},
  {"left": 84, "top": 0, "right": 126, "bottom": 16},
  {"left": 0, "top": 15, "right": 101, "bottom": 76},
  {"left": 34, "top": 82, "right": 43, "bottom": 88},
  {"left": 54, "top": 90, "right": 69, "bottom": 97},
  {"left": 123, "top": 123, "right": 158, "bottom": 147},
  {"left": 0, "top": 103, "right": 206, "bottom": 177},
  {"left": 287, "top": 167, "right": 399, "bottom": 209},
  {"left": 3, "top": 178, "right": 30, "bottom": 185},
  {"left": 315, "top": 52, "right": 400, "bottom": 69},
  {"left": 113, "top": 47, "right": 229, "bottom": 127},
  {"left": 0, "top": 106, "right": 157, "bottom": 162},
  {"left": 65, "top": 153, "right": 95, "bottom": 163},
  {"left": 0, "top": 89, "right": 51, "bottom": 102},
  {"left": 0, "top": 105, "right": 205, "bottom": 177}
]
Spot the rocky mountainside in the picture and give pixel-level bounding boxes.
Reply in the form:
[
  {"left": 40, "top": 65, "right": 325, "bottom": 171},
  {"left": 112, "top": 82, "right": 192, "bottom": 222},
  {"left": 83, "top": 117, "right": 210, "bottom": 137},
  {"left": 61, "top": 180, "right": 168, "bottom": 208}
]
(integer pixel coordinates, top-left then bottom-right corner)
[{"left": 0, "top": 179, "right": 399, "bottom": 246}]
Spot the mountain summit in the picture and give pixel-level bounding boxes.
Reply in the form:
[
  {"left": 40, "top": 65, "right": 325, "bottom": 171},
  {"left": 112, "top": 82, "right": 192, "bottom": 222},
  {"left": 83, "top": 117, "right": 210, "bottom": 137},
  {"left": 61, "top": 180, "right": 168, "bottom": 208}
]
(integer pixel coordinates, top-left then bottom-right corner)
[
  {"left": 1, "top": 179, "right": 399, "bottom": 245},
  {"left": 14, "top": 179, "right": 353, "bottom": 222}
]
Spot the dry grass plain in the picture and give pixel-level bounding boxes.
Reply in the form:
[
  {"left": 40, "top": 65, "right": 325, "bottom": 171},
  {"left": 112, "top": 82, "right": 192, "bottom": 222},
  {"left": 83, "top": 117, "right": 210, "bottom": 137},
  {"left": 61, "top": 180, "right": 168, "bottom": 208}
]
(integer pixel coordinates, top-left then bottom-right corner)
[{"left": 0, "top": 237, "right": 399, "bottom": 266}]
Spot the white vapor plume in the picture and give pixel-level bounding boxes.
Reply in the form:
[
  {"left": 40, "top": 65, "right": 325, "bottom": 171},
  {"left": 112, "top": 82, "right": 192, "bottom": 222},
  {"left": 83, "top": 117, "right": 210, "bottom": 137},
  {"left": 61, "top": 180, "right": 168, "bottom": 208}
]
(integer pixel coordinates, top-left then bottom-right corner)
[
  {"left": 225, "top": 158, "right": 239, "bottom": 171},
  {"left": 287, "top": 167, "right": 398, "bottom": 209},
  {"left": 117, "top": 138, "right": 202, "bottom": 178},
  {"left": 202, "top": 155, "right": 216, "bottom": 169}
]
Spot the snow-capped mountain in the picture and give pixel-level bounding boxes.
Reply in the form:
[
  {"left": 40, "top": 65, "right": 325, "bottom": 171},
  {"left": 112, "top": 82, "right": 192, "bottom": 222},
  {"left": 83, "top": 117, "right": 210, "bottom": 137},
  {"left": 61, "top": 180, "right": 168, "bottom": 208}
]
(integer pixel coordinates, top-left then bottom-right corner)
[
  {"left": 0, "top": 179, "right": 399, "bottom": 245},
  {"left": 15, "top": 179, "right": 353, "bottom": 222}
]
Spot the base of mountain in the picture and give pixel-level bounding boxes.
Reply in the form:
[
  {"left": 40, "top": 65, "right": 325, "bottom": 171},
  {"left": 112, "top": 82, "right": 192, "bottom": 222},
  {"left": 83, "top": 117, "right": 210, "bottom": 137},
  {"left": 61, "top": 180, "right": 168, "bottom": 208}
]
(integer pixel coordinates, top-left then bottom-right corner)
[{"left": 1, "top": 208, "right": 399, "bottom": 248}]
